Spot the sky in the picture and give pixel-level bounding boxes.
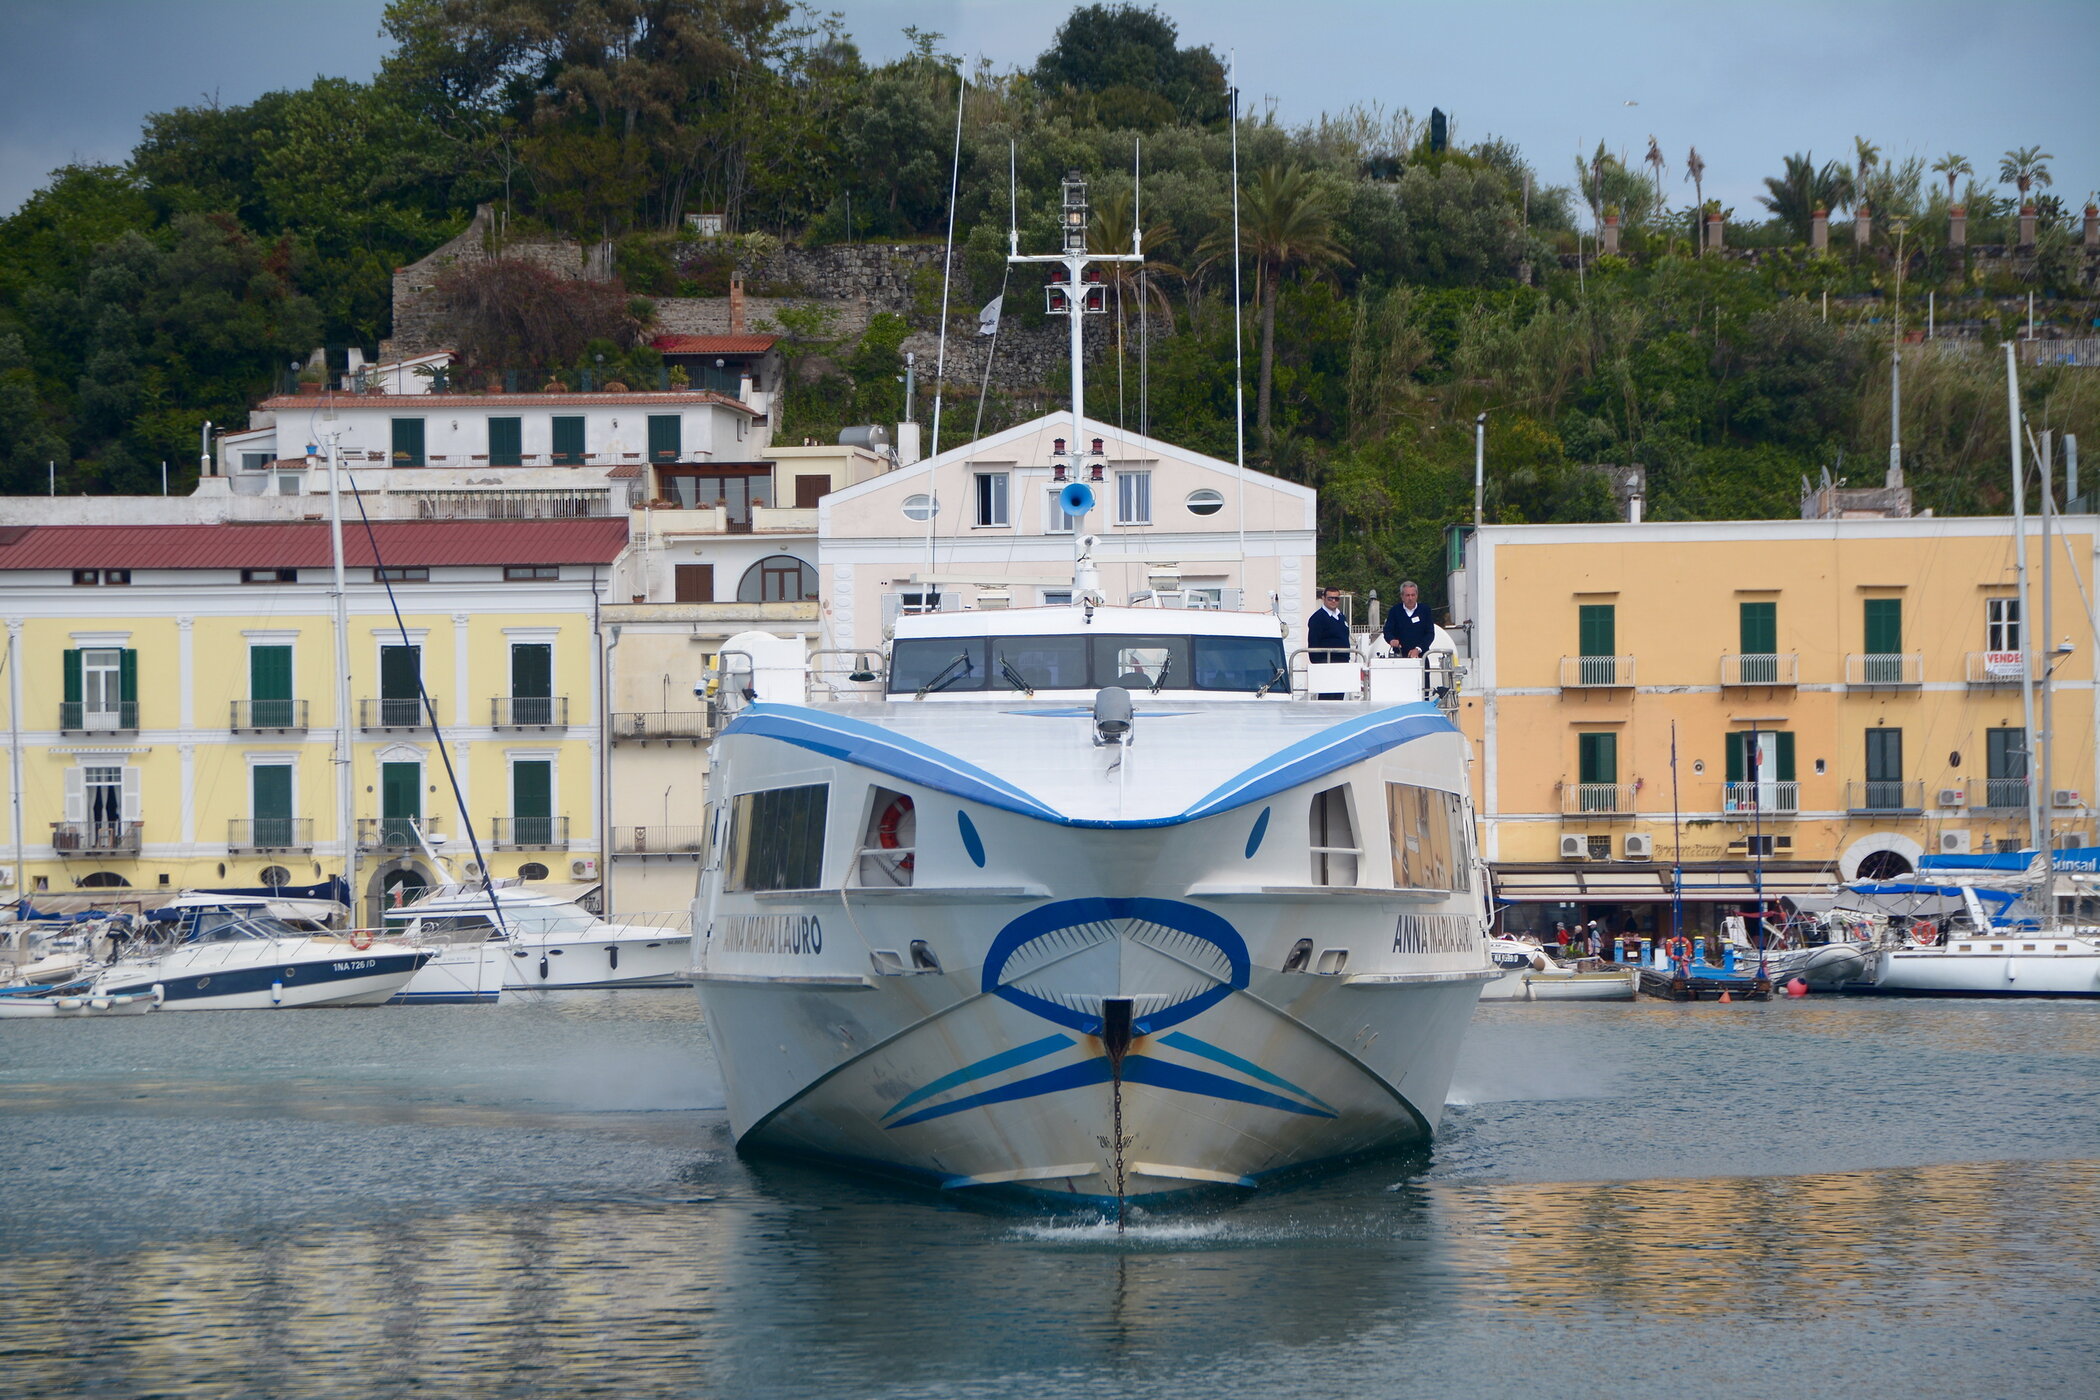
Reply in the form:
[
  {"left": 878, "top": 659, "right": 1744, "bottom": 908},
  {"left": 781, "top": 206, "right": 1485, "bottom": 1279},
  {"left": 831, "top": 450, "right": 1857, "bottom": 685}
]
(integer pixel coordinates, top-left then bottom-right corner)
[{"left": 3, "top": 0, "right": 2096, "bottom": 220}]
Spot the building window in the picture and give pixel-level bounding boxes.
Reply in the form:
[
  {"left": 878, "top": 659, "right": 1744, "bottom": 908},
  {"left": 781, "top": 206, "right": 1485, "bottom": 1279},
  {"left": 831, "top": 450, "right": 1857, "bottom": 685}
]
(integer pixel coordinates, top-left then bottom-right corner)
[
  {"left": 1116, "top": 471, "right": 1152, "bottom": 525},
  {"left": 64, "top": 646, "right": 135, "bottom": 731},
  {"left": 71, "top": 569, "right": 130, "bottom": 585},
  {"left": 251, "top": 764, "right": 294, "bottom": 847},
  {"left": 1864, "top": 597, "right": 1902, "bottom": 654},
  {"left": 738, "top": 555, "right": 816, "bottom": 603},
  {"left": 1577, "top": 603, "right": 1616, "bottom": 685},
  {"left": 659, "top": 465, "right": 771, "bottom": 525},
  {"left": 510, "top": 643, "right": 554, "bottom": 725},
  {"left": 1185, "top": 488, "right": 1224, "bottom": 516},
  {"left": 79, "top": 871, "right": 130, "bottom": 888},
  {"left": 504, "top": 565, "right": 559, "bottom": 581},
  {"left": 1309, "top": 785, "right": 1359, "bottom": 887},
  {"left": 675, "top": 564, "right": 714, "bottom": 603},
  {"left": 1864, "top": 727, "right": 1905, "bottom": 808},
  {"left": 973, "top": 472, "right": 1009, "bottom": 527},
  {"left": 379, "top": 644, "right": 422, "bottom": 726},
  {"left": 241, "top": 568, "right": 297, "bottom": 584},
  {"left": 1987, "top": 597, "right": 2020, "bottom": 652},
  {"left": 1041, "top": 588, "right": 1073, "bottom": 606},
  {"left": 1986, "top": 728, "right": 2026, "bottom": 808},
  {"left": 488, "top": 416, "right": 523, "bottom": 467},
  {"left": 276, "top": 472, "right": 302, "bottom": 496},
  {"left": 241, "top": 452, "right": 272, "bottom": 473},
  {"left": 517, "top": 862, "right": 549, "bottom": 881},
  {"left": 901, "top": 493, "right": 939, "bottom": 522},
  {"left": 1576, "top": 732, "right": 1617, "bottom": 811},
  {"left": 648, "top": 414, "right": 682, "bottom": 462},
  {"left": 249, "top": 644, "right": 295, "bottom": 728},
  {"left": 374, "top": 567, "right": 429, "bottom": 583},
  {"left": 551, "top": 415, "right": 586, "bottom": 465},
  {"left": 511, "top": 760, "right": 554, "bottom": 846},
  {"left": 725, "top": 784, "right": 828, "bottom": 892},
  {"left": 1045, "top": 487, "right": 1082, "bottom": 534},
  {"left": 391, "top": 418, "right": 426, "bottom": 466},
  {"left": 259, "top": 865, "right": 293, "bottom": 888}
]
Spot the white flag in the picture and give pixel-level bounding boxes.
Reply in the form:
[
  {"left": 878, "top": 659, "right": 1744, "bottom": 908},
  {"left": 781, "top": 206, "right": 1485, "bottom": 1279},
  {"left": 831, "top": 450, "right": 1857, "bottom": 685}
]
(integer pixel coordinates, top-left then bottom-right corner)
[{"left": 976, "top": 294, "right": 1004, "bottom": 336}]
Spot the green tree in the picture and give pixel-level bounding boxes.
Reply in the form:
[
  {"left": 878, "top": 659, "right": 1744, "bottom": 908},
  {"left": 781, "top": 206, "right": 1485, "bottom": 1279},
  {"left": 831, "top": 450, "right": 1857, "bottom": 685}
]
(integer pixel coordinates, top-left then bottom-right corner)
[
  {"left": 1758, "top": 153, "right": 1846, "bottom": 239},
  {"left": 1998, "top": 145, "right": 2054, "bottom": 202},
  {"left": 1215, "top": 164, "right": 1348, "bottom": 449},
  {"left": 1031, "top": 4, "right": 1227, "bottom": 127}
]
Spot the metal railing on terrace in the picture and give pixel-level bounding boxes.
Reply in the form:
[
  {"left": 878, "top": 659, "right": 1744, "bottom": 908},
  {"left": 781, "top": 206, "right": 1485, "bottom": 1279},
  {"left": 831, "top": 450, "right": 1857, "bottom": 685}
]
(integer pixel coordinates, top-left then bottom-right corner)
[
  {"left": 1845, "top": 653, "right": 1923, "bottom": 687},
  {"left": 1846, "top": 779, "right": 1925, "bottom": 814},
  {"left": 1720, "top": 653, "right": 1799, "bottom": 686},
  {"left": 1968, "top": 777, "right": 2029, "bottom": 811},
  {"left": 358, "top": 818, "right": 442, "bottom": 851},
  {"left": 1561, "top": 783, "right": 1636, "bottom": 816},
  {"left": 610, "top": 709, "right": 715, "bottom": 743},
  {"left": 1722, "top": 781, "right": 1800, "bottom": 815},
  {"left": 53, "top": 821, "right": 142, "bottom": 854},
  {"left": 1966, "top": 651, "right": 2029, "bottom": 685},
  {"left": 612, "top": 825, "right": 709, "bottom": 856},
  {"left": 229, "top": 818, "right": 314, "bottom": 852},
  {"left": 408, "top": 490, "right": 615, "bottom": 519},
  {"left": 59, "top": 702, "right": 137, "bottom": 733},
  {"left": 230, "top": 699, "right": 309, "bottom": 731},
  {"left": 1559, "top": 655, "right": 1635, "bottom": 688},
  {"left": 359, "top": 697, "right": 440, "bottom": 730},
  {"left": 493, "top": 816, "right": 569, "bottom": 850},
  {"left": 492, "top": 696, "right": 569, "bottom": 728}
]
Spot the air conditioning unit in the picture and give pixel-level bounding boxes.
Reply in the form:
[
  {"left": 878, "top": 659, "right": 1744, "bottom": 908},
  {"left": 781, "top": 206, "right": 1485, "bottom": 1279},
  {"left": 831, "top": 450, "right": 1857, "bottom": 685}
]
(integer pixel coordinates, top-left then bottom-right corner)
[
  {"left": 1623, "top": 833, "right": 1654, "bottom": 859},
  {"left": 2053, "top": 789, "right": 2082, "bottom": 808},
  {"left": 570, "top": 857, "right": 599, "bottom": 878},
  {"left": 2060, "top": 831, "right": 2090, "bottom": 849},
  {"left": 463, "top": 861, "right": 483, "bottom": 879},
  {"left": 1937, "top": 788, "right": 1965, "bottom": 808},
  {"left": 0, "top": 867, "right": 13, "bottom": 887},
  {"left": 1559, "top": 834, "right": 1588, "bottom": 859},
  {"left": 1939, "top": 829, "right": 1972, "bottom": 855}
]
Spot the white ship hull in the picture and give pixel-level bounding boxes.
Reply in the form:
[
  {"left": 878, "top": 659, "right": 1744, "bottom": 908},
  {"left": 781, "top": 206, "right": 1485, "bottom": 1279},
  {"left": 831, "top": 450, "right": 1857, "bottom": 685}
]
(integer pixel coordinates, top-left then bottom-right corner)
[
  {"left": 1865, "top": 936, "right": 2100, "bottom": 997},
  {"left": 1477, "top": 966, "right": 1636, "bottom": 1001},
  {"left": 390, "top": 939, "right": 509, "bottom": 1004},
  {"left": 93, "top": 937, "right": 433, "bottom": 1009},
  {"left": 503, "top": 928, "right": 692, "bottom": 990}
]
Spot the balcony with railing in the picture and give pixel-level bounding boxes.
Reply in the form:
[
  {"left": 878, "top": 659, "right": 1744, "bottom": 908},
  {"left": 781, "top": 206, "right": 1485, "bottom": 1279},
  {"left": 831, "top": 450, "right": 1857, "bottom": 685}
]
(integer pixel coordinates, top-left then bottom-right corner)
[
  {"left": 1845, "top": 653, "right": 1923, "bottom": 688},
  {"left": 229, "top": 818, "right": 315, "bottom": 853},
  {"left": 492, "top": 816, "right": 570, "bottom": 849},
  {"left": 610, "top": 709, "right": 716, "bottom": 743},
  {"left": 358, "top": 697, "right": 440, "bottom": 730},
  {"left": 1558, "top": 655, "right": 1635, "bottom": 689},
  {"left": 492, "top": 696, "right": 569, "bottom": 729},
  {"left": 59, "top": 701, "right": 138, "bottom": 734},
  {"left": 1561, "top": 783, "right": 1636, "bottom": 817},
  {"left": 52, "top": 821, "right": 142, "bottom": 854},
  {"left": 1965, "top": 651, "right": 2029, "bottom": 686},
  {"left": 1967, "top": 776, "right": 2029, "bottom": 811},
  {"left": 1720, "top": 653, "right": 1799, "bottom": 687},
  {"left": 1721, "top": 781, "right": 1800, "bottom": 816},
  {"left": 612, "top": 824, "right": 709, "bottom": 856},
  {"left": 358, "top": 817, "right": 442, "bottom": 851},
  {"left": 1846, "top": 779, "right": 1925, "bottom": 814},
  {"left": 230, "top": 699, "right": 310, "bottom": 732}
]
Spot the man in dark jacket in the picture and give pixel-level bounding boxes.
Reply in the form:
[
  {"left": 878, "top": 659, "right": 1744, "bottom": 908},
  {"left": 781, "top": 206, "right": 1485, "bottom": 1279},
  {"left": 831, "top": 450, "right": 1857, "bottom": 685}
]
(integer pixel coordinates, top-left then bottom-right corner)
[
  {"left": 1307, "top": 587, "right": 1351, "bottom": 698},
  {"left": 1382, "top": 580, "right": 1436, "bottom": 657}
]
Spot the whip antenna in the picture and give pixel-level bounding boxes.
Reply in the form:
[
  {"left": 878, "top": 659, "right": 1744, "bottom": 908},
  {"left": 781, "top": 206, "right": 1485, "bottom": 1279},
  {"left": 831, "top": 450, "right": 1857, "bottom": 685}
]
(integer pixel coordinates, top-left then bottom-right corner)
[{"left": 1229, "top": 53, "right": 1247, "bottom": 556}]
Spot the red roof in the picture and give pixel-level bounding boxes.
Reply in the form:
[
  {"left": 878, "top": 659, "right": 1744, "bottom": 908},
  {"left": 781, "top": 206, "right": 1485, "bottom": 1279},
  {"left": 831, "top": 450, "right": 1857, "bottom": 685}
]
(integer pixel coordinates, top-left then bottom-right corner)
[
  {"left": 0, "top": 519, "right": 631, "bottom": 571},
  {"left": 650, "top": 335, "right": 780, "bottom": 355}
]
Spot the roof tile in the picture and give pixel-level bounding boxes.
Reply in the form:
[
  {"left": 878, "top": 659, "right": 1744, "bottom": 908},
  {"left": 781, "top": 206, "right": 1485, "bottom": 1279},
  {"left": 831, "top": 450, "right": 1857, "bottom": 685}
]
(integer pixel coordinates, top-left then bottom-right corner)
[{"left": 0, "top": 519, "right": 631, "bottom": 571}]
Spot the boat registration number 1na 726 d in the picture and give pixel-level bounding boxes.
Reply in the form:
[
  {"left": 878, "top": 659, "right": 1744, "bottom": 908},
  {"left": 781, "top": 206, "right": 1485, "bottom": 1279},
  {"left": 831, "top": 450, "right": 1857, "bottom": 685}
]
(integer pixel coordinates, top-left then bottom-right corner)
[{"left": 331, "top": 960, "right": 376, "bottom": 973}]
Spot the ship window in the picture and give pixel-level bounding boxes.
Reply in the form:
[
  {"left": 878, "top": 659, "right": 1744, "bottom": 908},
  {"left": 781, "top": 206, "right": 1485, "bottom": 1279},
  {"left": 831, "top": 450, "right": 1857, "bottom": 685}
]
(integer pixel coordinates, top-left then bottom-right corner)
[
  {"left": 1094, "top": 635, "right": 1190, "bottom": 690},
  {"left": 888, "top": 639, "right": 987, "bottom": 694},
  {"left": 1193, "top": 636, "right": 1285, "bottom": 691},
  {"left": 993, "top": 636, "right": 1088, "bottom": 691},
  {"left": 857, "top": 788, "right": 916, "bottom": 888},
  {"left": 726, "top": 783, "right": 828, "bottom": 892},
  {"left": 1309, "top": 785, "right": 1360, "bottom": 887},
  {"left": 1388, "top": 783, "right": 1471, "bottom": 892}
]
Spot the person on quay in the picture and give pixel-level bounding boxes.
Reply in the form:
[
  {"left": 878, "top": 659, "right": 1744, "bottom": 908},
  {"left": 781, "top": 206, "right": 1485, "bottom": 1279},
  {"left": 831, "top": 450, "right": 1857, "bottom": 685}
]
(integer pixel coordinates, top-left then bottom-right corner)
[
  {"left": 1383, "top": 580, "right": 1436, "bottom": 658},
  {"left": 1307, "top": 586, "right": 1352, "bottom": 700}
]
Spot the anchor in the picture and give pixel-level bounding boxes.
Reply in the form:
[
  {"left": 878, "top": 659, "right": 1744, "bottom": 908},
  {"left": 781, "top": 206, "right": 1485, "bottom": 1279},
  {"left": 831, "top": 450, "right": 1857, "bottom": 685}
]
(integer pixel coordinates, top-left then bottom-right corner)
[{"left": 1100, "top": 997, "right": 1135, "bottom": 1230}]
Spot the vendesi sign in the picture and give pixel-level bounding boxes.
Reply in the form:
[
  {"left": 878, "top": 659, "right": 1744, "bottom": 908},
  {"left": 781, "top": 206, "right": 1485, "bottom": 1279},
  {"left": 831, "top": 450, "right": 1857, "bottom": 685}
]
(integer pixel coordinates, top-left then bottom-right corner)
[{"left": 1984, "top": 651, "right": 2025, "bottom": 678}]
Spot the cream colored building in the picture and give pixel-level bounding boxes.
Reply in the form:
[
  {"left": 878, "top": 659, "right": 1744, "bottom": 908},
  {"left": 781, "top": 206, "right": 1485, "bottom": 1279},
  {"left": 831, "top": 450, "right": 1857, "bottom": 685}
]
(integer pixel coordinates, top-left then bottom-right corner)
[{"left": 1447, "top": 515, "right": 2099, "bottom": 936}]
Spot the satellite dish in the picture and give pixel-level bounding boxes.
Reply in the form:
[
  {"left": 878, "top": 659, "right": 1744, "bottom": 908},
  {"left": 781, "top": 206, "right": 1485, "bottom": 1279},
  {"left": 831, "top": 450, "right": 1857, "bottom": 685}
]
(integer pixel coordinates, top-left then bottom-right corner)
[{"left": 1059, "top": 481, "right": 1095, "bottom": 516}]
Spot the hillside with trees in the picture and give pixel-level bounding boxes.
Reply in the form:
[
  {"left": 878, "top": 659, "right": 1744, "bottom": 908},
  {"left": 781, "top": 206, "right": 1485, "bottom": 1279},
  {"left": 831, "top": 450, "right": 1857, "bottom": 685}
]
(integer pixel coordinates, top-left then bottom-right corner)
[{"left": 2, "top": 1, "right": 2094, "bottom": 602}]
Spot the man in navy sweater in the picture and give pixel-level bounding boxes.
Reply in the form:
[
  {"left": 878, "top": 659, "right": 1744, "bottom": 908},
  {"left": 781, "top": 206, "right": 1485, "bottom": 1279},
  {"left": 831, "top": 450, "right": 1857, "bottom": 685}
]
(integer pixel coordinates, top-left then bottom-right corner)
[
  {"left": 1382, "top": 580, "right": 1436, "bottom": 657},
  {"left": 1307, "top": 587, "right": 1351, "bottom": 698}
]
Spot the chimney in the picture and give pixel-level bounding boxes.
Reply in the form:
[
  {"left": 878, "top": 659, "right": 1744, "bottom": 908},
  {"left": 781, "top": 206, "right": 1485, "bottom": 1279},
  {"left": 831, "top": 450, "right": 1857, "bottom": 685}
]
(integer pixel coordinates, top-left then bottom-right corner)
[
  {"left": 1810, "top": 208, "right": 1828, "bottom": 252},
  {"left": 1599, "top": 211, "right": 1620, "bottom": 256},
  {"left": 1948, "top": 206, "right": 1967, "bottom": 249},
  {"left": 1854, "top": 204, "right": 1872, "bottom": 247},
  {"left": 1705, "top": 210, "right": 1725, "bottom": 252},
  {"left": 2018, "top": 205, "right": 2037, "bottom": 249},
  {"left": 729, "top": 276, "right": 746, "bottom": 335},
  {"left": 2085, "top": 204, "right": 2098, "bottom": 251}
]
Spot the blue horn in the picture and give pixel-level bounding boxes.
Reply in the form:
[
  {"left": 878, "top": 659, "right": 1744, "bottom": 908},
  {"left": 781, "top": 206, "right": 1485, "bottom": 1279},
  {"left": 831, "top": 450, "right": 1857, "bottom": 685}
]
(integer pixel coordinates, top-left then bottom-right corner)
[{"left": 1059, "top": 481, "right": 1095, "bottom": 515}]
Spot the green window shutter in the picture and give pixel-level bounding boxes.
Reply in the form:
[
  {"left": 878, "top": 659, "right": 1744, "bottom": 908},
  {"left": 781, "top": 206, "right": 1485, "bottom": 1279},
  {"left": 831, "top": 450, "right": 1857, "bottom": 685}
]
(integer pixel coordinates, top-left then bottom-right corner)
[
  {"left": 381, "top": 762, "right": 420, "bottom": 820},
  {"left": 647, "top": 414, "right": 681, "bottom": 461},
  {"left": 1866, "top": 729, "right": 1902, "bottom": 782},
  {"left": 1775, "top": 731, "right": 1796, "bottom": 783},
  {"left": 513, "top": 761, "right": 552, "bottom": 819},
  {"left": 488, "top": 417, "right": 523, "bottom": 466},
  {"left": 511, "top": 643, "right": 552, "bottom": 698},
  {"left": 249, "top": 645, "right": 292, "bottom": 701},
  {"left": 391, "top": 418, "right": 426, "bottom": 466},
  {"left": 1726, "top": 733, "right": 1745, "bottom": 784},
  {"left": 252, "top": 764, "right": 293, "bottom": 820},
  {"left": 63, "top": 649, "right": 81, "bottom": 704},
  {"left": 1578, "top": 604, "right": 1615, "bottom": 657},
  {"left": 118, "top": 648, "right": 138, "bottom": 703},
  {"left": 1864, "top": 598, "right": 1902, "bottom": 654},
  {"left": 1578, "top": 732, "right": 1617, "bottom": 785},
  {"left": 380, "top": 645, "right": 420, "bottom": 699},
  {"left": 552, "top": 416, "right": 585, "bottom": 464},
  {"left": 1739, "top": 601, "right": 1776, "bottom": 654}
]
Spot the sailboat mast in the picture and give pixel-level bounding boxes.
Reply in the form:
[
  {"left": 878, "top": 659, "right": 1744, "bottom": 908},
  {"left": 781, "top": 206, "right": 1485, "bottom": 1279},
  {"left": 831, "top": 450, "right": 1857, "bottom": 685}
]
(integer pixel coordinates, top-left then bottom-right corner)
[
  {"left": 2006, "top": 344, "right": 2043, "bottom": 855},
  {"left": 2040, "top": 429, "right": 2056, "bottom": 904},
  {"left": 326, "top": 431, "right": 358, "bottom": 925}
]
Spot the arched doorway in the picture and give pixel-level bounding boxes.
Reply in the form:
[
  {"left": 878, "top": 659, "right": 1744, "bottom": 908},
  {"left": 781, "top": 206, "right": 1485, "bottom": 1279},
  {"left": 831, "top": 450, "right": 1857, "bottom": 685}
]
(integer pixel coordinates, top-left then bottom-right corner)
[
  {"left": 1842, "top": 833, "right": 1923, "bottom": 882},
  {"left": 737, "top": 554, "right": 817, "bottom": 602},
  {"left": 80, "top": 871, "right": 131, "bottom": 888},
  {"left": 365, "top": 857, "right": 435, "bottom": 926},
  {"left": 1856, "top": 849, "right": 1914, "bottom": 880}
]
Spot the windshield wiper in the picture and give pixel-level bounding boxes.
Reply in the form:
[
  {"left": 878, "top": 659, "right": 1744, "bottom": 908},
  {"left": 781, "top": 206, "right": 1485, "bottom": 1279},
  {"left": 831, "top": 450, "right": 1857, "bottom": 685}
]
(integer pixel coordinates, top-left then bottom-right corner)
[
  {"left": 998, "top": 657, "right": 1036, "bottom": 697},
  {"left": 1149, "top": 654, "right": 1174, "bottom": 695},
  {"left": 915, "top": 652, "right": 974, "bottom": 700},
  {"left": 1254, "top": 664, "right": 1288, "bottom": 698}
]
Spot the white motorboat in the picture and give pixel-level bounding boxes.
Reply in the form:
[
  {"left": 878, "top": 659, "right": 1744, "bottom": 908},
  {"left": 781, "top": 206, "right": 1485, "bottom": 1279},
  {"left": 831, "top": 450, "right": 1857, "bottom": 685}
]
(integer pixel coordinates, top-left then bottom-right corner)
[
  {"left": 86, "top": 905, "right": 433, "bottom": 1009},
  {"left": 1869, "top": 926, "right": 2100, "bottom": 997},
  {"left": 1478, "top": 938, "right": 1636, "bottom": 1001},
  {"left": 386, "top": 882, "right": 690, "bottom": 991}
]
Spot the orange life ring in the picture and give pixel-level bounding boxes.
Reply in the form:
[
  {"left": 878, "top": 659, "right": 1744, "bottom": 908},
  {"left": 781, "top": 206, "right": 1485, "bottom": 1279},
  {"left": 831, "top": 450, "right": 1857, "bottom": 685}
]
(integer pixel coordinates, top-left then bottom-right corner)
[
  {"left": 1665, "top": 935, "right": 1693, "bottom": 967},
  {"left": 875, "top": 797, "right": 915, "bottom": 872},
  {"left": 1913, "top": 922, "right": 1939, "bottom": 946},
  {"left": 348, "top": 930, "right": 374, "bottom": 951}
]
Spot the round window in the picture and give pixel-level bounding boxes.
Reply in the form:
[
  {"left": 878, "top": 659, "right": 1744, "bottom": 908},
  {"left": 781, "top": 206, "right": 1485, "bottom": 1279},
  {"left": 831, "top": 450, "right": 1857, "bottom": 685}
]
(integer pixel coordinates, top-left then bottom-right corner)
[
  {"left": 1186, "top": 488, "right": 1225, "bottom": 516},
  {"left": 517, "top": 862, "right": 550, "bottom": 881},
  {"left": 259, "top": 865, "right": 293, "bottom": 889},
  {"left": 902, "top": 493, "right": 941, "bottom": 521}
]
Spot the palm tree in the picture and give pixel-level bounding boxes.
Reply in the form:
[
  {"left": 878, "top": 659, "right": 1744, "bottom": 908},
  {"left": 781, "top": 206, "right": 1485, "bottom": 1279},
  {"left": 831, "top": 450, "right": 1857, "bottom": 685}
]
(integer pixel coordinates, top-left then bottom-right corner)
[
  {"left": 1759, "top": 152, "right": 1846, "bottom": 241},
  {"left": 1684, "top": 145, "right": 1706, "bottom": 210},
  {"left": 1853, "top": 136, "right": 1881, "bottom": 185},
  {"left": 1644, "top": 135, "right": 1666, "bottom": 218},
  {"left": 1932, "top": 152, "right": 1973, "bottom": 205},
  {"left": 1210, "top": 164, "right": 1349, "bottom": 446},
  {"left": 1999, "top": 146, "right": 2054, "bottom": 203}
]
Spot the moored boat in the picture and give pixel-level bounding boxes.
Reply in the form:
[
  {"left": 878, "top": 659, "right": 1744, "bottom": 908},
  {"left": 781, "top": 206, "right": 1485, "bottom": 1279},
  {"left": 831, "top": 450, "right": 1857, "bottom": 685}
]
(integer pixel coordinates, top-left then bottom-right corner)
[{"left": 86, "top": 904, "right": 433, "bottom": 1009}]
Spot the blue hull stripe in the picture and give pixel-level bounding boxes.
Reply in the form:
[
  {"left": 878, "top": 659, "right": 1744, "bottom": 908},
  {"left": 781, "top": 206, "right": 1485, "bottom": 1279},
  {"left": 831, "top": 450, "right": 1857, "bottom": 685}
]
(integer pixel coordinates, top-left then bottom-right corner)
[
  {"left": 102, "top": 950, "right": 430, "bottom": 1001},
  {"left": 886, "top": 1056, "right": 1114, "bottom": 1129},
  {"left": 1117, "top": 1055, "right": 1338, "bottom": 1118},
  {"left": 718, "top": 701, "right": 1456, "bottom": 829},
  {"left": 1157, "top": 1031, "right": 1335, "bottom": 1113},
  {"left": 883, "top": 1033, "right": 1075, "bottom": 1120}
]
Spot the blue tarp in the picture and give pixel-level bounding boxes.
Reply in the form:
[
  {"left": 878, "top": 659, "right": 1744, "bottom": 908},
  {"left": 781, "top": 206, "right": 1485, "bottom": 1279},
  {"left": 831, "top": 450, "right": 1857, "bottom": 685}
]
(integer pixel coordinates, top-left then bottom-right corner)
[{"left": 1920, "top": 850, "right": 2100, "bottom": 873}]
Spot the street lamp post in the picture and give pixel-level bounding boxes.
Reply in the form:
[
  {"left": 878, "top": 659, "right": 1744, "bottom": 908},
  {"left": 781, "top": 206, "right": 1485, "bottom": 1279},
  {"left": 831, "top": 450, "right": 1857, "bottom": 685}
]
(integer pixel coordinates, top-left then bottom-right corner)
[{"left": 1889, "top": 217, "right": 1909, "bottom": 487}]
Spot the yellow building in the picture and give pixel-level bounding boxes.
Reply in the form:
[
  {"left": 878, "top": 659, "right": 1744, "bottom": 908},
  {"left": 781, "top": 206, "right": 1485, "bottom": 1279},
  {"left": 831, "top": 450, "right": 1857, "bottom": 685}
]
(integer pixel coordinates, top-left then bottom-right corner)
[
  {"left": 1446, "top": 514, "right": 2099, "bottom": 936},
  {"left": 1, "top": 520, "right": 627, "bottom": 921}
]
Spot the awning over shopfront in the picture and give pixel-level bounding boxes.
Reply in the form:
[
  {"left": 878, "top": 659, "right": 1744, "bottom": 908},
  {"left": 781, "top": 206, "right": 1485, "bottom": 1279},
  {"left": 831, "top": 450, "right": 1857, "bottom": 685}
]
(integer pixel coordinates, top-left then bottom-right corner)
[{"left": 1492, "top": 865, "right": 1837, "bottom": 904}]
